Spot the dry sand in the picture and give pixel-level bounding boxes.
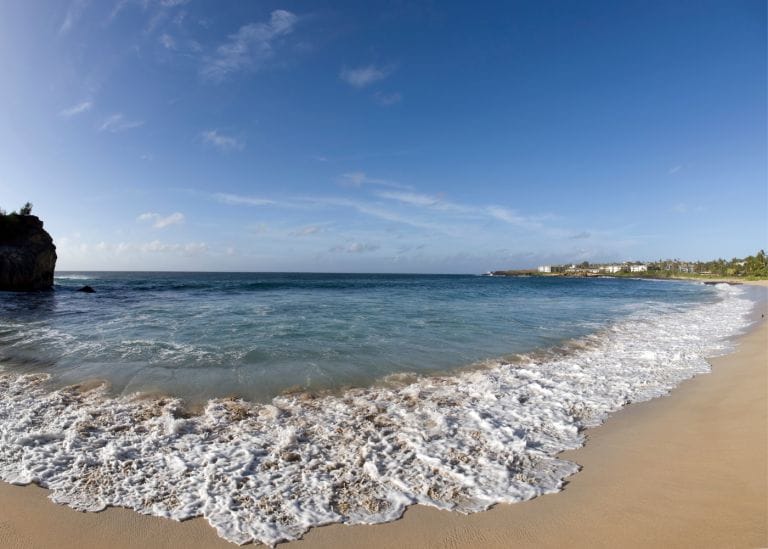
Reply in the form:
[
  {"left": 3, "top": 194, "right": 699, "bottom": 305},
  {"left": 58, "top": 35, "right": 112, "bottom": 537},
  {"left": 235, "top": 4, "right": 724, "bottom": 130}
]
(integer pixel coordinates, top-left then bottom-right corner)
[{"left": 1, "top": 283, "right": 766, "bottom": 549}]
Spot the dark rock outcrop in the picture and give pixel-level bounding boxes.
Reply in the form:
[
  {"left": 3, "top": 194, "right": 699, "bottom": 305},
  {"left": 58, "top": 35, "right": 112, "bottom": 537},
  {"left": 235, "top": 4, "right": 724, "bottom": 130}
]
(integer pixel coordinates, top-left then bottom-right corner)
[
  {"left": 76, "top": 285, "right": 95, "bottom": 293},
  {"left": 0, "top": 214, "right": 57, "bottom": 291}
]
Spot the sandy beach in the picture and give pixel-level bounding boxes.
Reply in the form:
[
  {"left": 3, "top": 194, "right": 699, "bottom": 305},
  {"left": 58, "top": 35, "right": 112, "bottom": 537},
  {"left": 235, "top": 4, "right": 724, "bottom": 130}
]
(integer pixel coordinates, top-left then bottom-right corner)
[{"left": 0, "top": 283, "right": 765, "bottom": 549}]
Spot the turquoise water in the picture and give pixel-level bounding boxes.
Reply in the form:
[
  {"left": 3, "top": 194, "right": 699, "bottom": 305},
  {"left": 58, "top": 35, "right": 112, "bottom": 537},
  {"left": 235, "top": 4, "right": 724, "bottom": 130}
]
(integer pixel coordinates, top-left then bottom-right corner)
[
  {"left": 0, "top": 272, "right": 719, "bottom": 402},
  {"left": 0, "top": 273, "right": 756, "bottom": 545}
]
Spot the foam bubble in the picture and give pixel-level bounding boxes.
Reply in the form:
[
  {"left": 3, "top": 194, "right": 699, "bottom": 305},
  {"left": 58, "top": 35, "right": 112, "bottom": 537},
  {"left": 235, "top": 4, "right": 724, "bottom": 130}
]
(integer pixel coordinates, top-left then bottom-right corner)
[{"left": 0, "top": 284, "right": 754, "bottom": 546}]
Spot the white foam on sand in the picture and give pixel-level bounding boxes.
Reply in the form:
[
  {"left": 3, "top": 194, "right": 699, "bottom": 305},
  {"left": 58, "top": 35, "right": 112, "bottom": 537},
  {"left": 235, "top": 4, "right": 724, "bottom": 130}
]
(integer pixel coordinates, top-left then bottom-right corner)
[{"left": 0, "top": 284, "right": 753, "bottom": 546}]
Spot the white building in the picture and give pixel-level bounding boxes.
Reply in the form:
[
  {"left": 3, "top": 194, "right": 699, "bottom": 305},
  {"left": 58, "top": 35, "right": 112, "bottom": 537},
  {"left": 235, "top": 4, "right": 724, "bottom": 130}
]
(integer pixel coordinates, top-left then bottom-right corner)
[
  {"left": 537, "top": 265, "right": 551, "bottom": 273},
  {"left": 630, "top": 264, "right": 648, "bottom": 273},
  {"left": 602, "top": 265, "right": 623, "bottom": 274}
]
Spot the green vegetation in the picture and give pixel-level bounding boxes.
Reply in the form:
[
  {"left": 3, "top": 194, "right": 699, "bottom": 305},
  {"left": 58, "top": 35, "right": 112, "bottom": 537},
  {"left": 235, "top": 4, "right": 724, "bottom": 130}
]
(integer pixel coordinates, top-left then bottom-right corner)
[
  {"left": 641, "top": 251, "right": 768, "bottom": 279},
  {"left": 0, "top": 203, "right": 37, "bottom": 242},
  {"left": 0, "top": 202, "right": 33, "bottom": 217},
  {"left": 496, "top": 250, "right": 768, "bottom": 281}
]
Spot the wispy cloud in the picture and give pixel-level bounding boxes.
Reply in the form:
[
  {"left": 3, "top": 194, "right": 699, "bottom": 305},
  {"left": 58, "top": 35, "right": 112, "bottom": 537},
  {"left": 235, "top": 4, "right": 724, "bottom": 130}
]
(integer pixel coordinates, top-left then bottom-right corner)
[
  {"left": 376, "top": 190, "right": 441, "bottom": 207},
  {"left": 214, "top": 193, "right": 274, "bottom": 206},
  {"left": 159, "top": 33, "right": 176, "bottom": 50},
  {"left": 59, "top": 101, "right": 93, "bottom": 118},
  {"left": 486, "top": 206, "right": 542, "bottom": 230},
  {"left": 59, "top": 0, "right": 89, "bottom": 36},
  {"left": 137, "top": 212, "right": 185, "bottom": 228},
  {"left": 671, "top": 202, "right": 705, "bottom": 214},
  {"left": 340, "top": 64, "right": 392, "bottom": 88},
  {"left": 138, "top": 240, "right": 205, "bottom": 255},
  {"left": 200, "top": 10, "right": 298, "bottom": 82},
  {"left": 330, "top": 242, "right": 380, "bottom": 254},
  {"left": 375, "top": 190, "right": 475, "bottom": 214},
  {"left": 338, "top": 171, "right": 412, "bottom": 190},
  {"left": 201, "top": 130, "right": 245, "bottom": 152},
  {"left": 98, "top": 113, "right": 144, "bottom": 132},
  {"left": 569, "top": 231, "right": 591, "bottom": 240},
  {"left": 310, "top": 197, "right": 442, "bottom": 231},
  {"left": 130, "top": 240, "right": 206, "bottom": 255},
  {"left": 668, "top": 165, "right": 682, "bottom": 174},
  {"left": 290, "top": 225, "right": 324, "bottom": 237},
  {"left": 66, "top": 239, "right": 207, "bottom": 258},
  {"left": 373, "top": 91, "right": 402, "bottom": 106}
]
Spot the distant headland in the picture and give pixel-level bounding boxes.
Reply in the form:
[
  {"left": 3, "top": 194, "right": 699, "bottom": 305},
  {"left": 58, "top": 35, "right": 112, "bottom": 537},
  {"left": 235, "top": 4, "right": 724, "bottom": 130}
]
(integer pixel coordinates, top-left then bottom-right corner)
[{"left": 0, "top": 203, "right": 57, "bottom": 291}]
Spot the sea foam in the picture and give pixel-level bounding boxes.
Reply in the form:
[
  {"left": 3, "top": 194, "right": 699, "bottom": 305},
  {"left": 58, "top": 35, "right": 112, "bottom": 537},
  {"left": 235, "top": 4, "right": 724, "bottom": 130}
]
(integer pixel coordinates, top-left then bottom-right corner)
[{"left": 0, "top": 284, "right": 753, "bottom": 546}]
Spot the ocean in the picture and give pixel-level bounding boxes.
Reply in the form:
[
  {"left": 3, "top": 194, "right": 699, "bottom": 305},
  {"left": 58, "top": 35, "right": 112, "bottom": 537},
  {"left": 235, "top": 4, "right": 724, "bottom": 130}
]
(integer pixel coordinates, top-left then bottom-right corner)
[{"left": 0, "top": 272, "right": 757, "bottom": 545}]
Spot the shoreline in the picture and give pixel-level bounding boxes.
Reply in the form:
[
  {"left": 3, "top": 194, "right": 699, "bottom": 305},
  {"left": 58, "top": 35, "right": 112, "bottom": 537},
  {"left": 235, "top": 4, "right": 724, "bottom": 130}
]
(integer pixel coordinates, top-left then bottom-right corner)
[{"left": 0, "top": 283, "right": 765, "bottom": 548}]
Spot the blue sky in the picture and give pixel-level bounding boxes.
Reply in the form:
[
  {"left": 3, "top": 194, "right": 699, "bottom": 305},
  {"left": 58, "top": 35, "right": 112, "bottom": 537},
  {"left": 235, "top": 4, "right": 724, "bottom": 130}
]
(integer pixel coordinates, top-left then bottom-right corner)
[{"left": 0, "top": 1, "right": 765, "bottom": 272}]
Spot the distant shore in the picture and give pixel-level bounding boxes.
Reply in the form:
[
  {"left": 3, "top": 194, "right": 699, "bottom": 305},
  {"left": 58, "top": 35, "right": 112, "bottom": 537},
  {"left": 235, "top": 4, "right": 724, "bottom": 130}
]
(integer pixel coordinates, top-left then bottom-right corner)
[
  {"left": 0, "top": 282, "right": 765, "bottom": 548},
  {"left": 489, "top": 270, "right": 766, "bottom": 284}
]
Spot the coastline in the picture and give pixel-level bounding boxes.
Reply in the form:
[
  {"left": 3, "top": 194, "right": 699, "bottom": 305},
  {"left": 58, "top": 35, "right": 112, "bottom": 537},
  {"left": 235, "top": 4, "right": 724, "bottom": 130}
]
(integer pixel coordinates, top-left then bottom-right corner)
[{"left": 0, "top": 283, "right": 765, "bottom": 548}]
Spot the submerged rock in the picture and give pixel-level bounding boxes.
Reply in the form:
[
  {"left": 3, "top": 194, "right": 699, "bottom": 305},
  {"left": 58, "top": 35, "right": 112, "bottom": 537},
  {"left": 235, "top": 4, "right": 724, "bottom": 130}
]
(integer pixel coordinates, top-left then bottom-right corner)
[
  {"left": 76, "top": 285, "right": 95, "bottom": 293},
  {"left": 0, "top": 214, "right": 57, "bottom": 291}
]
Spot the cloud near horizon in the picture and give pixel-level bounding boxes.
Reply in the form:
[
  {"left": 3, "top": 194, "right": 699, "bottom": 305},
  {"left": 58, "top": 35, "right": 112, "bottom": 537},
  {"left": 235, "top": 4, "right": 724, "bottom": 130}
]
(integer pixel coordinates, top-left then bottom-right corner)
[
  {"left": 137, "top": 212, "right": 185, "bottom": 228},
  {"left": 330, "top": 242, "right": 380, "bottom": 253}
]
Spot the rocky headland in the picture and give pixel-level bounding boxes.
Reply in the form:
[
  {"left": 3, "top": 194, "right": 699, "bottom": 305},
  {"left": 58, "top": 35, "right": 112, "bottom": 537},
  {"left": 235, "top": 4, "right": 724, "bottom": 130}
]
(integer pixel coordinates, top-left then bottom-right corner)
[{"left": 0, "top": 213, "right": 57, "bottom": 291}]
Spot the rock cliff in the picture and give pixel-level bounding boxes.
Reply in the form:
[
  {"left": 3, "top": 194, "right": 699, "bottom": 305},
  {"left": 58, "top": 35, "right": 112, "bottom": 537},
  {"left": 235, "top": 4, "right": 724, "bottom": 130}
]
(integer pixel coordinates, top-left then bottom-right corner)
[{"left": 0, "top": 214, "right": 57, "bottom": 291}]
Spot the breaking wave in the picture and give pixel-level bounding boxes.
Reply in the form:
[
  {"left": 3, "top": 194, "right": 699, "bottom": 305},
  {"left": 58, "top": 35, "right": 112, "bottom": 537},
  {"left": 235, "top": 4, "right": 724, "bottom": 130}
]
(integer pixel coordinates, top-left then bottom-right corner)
[{"left": 0, "top": 284, "right": 753, "bottom": 546}]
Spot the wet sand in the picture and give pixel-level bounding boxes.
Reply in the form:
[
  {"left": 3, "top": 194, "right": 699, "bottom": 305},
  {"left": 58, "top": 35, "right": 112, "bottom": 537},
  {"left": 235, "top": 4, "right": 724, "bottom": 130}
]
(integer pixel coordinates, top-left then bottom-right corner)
[{"left": 1, "top": 283, "right": 766, "bottom": 549}]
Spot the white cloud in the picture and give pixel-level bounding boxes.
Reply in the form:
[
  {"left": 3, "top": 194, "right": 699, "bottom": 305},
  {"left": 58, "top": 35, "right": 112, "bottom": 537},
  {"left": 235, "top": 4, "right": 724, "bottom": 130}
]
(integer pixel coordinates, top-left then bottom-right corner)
[
  {"left": 671, "top": 203, "right": 704, "bottom": 214},
  {"left": 569, "top": 231, "right": 591, "bottom": 240},
  {"left": 373, "top": 91, "right": 402, "bottom": 106},
  {"left": 137, "top": 212, "right": 185, "bottom": 228},
  {"left": 59, "top": 101, "right": 93, "bottom": 118},
  {"left": 339, "top": 64, "right": 391, "bottom": 88},
  {"left": 330, "top": 242, "right": 379, "bottom": 254},
  {"left": 338, "top": 171, "right": 411, "bottom": 190},
  {"left": 201, "top": 130, "right": 245, "bottom": 152},
  {"left": 160, "top": 33, "right": 176, "bottom": 50},
  {"left": 310, "top": 197, "right": 442, "bottom": 231},
  {"left": 98, "top": 113, "right": 144, "bottom": 133},
  {"left": 290, "top": 225, "right": 323, "bottom": 237},
  {"left": 668, "top": 165, "right": 682, "bottom": 174},
  {"left": 200, "top": 10, "right": 298, "bottom": 82},
  {"left": 377, "top": 190, "right": 440, "bottom": 207},
  {"left": 59, "top": 0, "right": 89, "bottom": 36},
  {"left": 376, "top": 190, "right": 476, "bottom": 215},
  {"left": 214, "top": 193, "right": 274, "bottom": 206},
  {"left": 65, "top": 239, "right": 206, "bottom": 258},
  {"left": 486, "top": 206, "right": 542, "bottom": 229}
]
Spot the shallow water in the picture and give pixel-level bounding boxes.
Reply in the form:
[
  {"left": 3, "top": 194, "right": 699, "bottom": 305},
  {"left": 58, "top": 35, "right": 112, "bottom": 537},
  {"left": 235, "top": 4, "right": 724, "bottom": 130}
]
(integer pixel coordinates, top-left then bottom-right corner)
[
  {"left": 0, "top": 272, "right": 724, "bottom": 402},
  {"left": 0, "top": 275, "right": 757, "bottom": 546}
]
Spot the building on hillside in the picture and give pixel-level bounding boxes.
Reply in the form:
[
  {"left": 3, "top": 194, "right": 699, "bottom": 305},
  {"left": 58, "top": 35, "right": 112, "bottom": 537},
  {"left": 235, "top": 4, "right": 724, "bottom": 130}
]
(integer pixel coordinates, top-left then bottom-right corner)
[
  {"left": 602, "top": 265, "right": 623, "bottom": 274},
  {"left": 630, "top": 264, "right": 648, "bottom": 273},
  {"left": 538, "top": 265, "right": 551, "bottom": 273}
]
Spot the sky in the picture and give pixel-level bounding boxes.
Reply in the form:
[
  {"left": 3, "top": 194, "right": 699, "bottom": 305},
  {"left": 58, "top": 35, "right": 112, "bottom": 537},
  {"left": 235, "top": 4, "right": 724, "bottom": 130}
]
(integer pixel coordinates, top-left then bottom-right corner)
[{"left": 0, "top": 0, "right": 765, "bottom": 273}]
